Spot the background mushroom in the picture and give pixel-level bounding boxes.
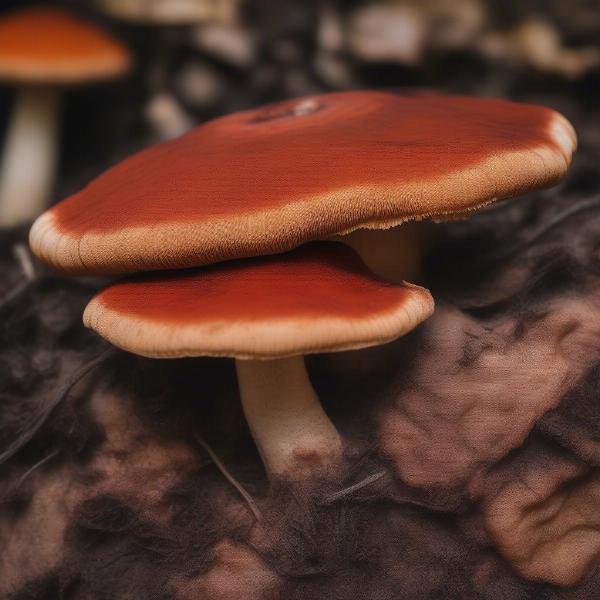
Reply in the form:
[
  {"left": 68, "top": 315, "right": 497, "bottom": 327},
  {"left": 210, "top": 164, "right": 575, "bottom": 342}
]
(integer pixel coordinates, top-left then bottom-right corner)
[
  {"left": 82, "top": 242, "right": 433, "bottom": 480},
  {"left": 99, "top": 0, "right": 239, "bottom": 26},
  {"left": 0, "top": 7, "right": 131, "bottom": 227},
  {"left": 97, "top": 0, "right": 241, "bottom": 140},
  {"left": 30, "top": 91, "right": 575, "bottom": 282}
]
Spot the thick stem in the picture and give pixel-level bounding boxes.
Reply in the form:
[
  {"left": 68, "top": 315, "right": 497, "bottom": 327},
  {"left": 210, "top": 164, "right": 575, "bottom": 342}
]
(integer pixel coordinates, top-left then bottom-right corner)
[
  {"left": 340, "top": 221, "right": 432, "bottom": 283},
  {"left": 235, "top": 356, "right": 342, "bottom": 480},
  {"left": 0, "top": 87, "right": 62, "bottom": 227}
]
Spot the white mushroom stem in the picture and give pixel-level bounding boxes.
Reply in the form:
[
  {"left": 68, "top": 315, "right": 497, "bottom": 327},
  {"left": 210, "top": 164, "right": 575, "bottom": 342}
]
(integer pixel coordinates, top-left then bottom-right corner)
[
  {"left": 235, "top": 355, "right": 342, "bottom": 479},
  {"left": 0, "top": 87, "right": 63, "bottom": 227},
  {"left": 340, "top": 220, "right": 432, "bottom": 283}
]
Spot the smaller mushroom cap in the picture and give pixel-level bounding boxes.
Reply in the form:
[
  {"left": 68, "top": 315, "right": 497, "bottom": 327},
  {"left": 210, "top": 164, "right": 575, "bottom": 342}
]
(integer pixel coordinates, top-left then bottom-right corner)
[
  {"left": 83, "top": 243, "right": 434, "bottom": 360},
  {"left": 0, "top": 7, "right": 131, "bottom": 85}
]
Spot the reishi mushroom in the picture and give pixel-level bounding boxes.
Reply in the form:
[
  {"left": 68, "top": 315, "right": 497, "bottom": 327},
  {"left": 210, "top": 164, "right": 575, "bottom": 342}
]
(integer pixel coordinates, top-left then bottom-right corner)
[
  {"left": 0, "top": 7, "right": 131, "bottom": 226},
  {"left": 30, "top": 91, "right": 576, "bottom": 281},
  {"left": 82, "top": 242, "right": 434, "bottom": 479}
]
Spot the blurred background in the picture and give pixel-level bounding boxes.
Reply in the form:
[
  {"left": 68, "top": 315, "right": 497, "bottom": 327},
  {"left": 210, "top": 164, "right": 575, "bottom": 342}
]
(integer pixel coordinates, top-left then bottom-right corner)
[{"left": 1, "top": 0, "right": 599, "bottom": 210}]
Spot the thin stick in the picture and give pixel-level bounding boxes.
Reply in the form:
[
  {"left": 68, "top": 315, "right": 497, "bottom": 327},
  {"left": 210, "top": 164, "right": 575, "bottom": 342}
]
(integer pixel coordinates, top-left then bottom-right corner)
[
  {"left": 323, "top": 470, "right": 388, "bottom": 504},
  {"left": 12, "top": 243, "right": 35, "bottom": 280},
  {"left": 15, "top": 449, "right": 58, "bottom": 488},
  {"left": 194, "top": 433, "right": 262, "bottom": 522},
  {"left": 0, "top": 244, "right": 37, "bottom": 312},
  {"left": 0, "top": 349, "right": 112, "bottom": 467},
  {"left": 0, "top": 279, "right": 31, "bottom": 312},
  {"left": 474, "top": 196, "right": 600, "bottom": 269}
]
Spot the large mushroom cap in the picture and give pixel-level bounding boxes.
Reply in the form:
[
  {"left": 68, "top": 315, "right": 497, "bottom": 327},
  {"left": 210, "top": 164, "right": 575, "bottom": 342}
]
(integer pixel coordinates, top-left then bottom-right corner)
[
  {"left": 83, "top": 242, "right": 434, "bottom": 359},
  {"left": 31, "top": 91, "right": 576, "bottom": 274},
  {"left": 0, "top": 7, "right": 131, "bottom": 84}
]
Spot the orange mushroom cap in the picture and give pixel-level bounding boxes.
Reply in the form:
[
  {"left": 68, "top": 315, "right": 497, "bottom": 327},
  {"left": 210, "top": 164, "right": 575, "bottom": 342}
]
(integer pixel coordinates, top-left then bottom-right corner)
[
  {"left": 0, "top": 7, "right": 131, "bottom": 84},
  {"left": 83, "top": 243, "right": 434, "bottom": 359},
  {"left": 31, "top": 91, "right": 576, "bottom": 274}
]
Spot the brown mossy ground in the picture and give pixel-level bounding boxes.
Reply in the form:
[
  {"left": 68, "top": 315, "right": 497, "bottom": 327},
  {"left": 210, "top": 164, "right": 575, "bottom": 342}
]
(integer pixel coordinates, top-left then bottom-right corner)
[{"left": 2, "top": 1, "right": 600, "bottom": 598}]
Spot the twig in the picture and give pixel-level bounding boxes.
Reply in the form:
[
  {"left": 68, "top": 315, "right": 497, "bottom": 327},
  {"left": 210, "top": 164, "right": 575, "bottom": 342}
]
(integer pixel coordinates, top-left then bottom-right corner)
[
  {"left": 323, "top": 470, "right": 388, "bottom": 504},
  {"left": 194, "top": 433, "right": 262, "bottom": 522},
  {"left": 0, "top": 279, "right": 32, "bottom": 312},
  {"left": 15, "top": 449, "right": 58, "bottom": 488},
  {"left": 0, "top": 349, "right": 112, "bottom": 467},
  {"left": 0, "top": 244, "right": 37, "bottom": 311},
  {"left": 475, "top": 196, "right": 600, "bottom": 269},
  {"left": 12, "top": 243, "right": 35, "bottom": 280}
]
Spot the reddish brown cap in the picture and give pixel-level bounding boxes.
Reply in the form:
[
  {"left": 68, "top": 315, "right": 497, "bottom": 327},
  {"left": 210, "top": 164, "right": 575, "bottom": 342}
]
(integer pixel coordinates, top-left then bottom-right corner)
[
  {"left": 0, "top": 7, "right": 131, "bottom": 84},
  {"left": 83, "top": 243, "right": 434, "bottom": 359},
  {"left": 31, "top": 91, "right": 576, "bottom": 274}
]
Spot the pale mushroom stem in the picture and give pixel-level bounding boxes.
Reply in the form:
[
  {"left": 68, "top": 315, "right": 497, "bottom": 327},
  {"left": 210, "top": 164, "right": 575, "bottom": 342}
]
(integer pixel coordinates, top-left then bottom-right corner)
[
  {"left": 341, "top": 220, "right": 432, "bottom": 284},
  {"left": 0, "top": 87, "right": 63, "bottom": 227},
  {"left": 235, "top": 355, "right": 343, "bottom": 480}
]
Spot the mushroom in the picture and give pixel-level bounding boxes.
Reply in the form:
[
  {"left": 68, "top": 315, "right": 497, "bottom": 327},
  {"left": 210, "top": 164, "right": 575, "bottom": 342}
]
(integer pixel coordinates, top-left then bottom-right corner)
[
  {"left": 347, "top": 3, "right": 426, "bottom": 66},
  {"left": 98, "top": 0, "right": 239, "bottom": 141},
  {"left": 29, "top": 91, "right": 576, "bottom": 282},
  {"left": 0, "top": 7, "right": 131, "bottom": 227},
  {"left": 480, "top": 19, "right": 600, "bottom": 80},
  {"left": 99, "top": 0, "right": 239, "bottom": 26},
  {"left": 82, "top": 242, "right": 434, "bottom": 479},
  {"left": 30, "top": 91, "right": 575, "bottom": 281}
]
